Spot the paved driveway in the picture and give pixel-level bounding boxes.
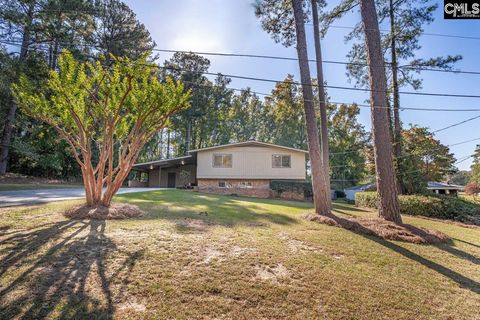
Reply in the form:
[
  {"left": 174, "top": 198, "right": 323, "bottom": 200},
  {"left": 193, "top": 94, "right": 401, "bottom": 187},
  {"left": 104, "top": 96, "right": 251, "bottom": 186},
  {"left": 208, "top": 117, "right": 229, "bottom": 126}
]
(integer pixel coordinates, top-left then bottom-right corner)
[{"left": 0, "top": 187, "right": 163, "bottom": 208}]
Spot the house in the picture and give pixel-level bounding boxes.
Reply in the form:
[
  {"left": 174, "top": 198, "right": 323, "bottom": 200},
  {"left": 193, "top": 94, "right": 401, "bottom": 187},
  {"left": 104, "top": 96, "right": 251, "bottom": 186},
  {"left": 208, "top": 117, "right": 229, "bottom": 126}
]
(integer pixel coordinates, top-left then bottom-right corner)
[
  {"left": 427, "top": 181, "right": 464, "bottom": 196},
  {"left": 131, "top": 141, "right": 308, "bottom": 199},
  {"left": 344, "top": 183, "right": 375, "bottom": 201}
]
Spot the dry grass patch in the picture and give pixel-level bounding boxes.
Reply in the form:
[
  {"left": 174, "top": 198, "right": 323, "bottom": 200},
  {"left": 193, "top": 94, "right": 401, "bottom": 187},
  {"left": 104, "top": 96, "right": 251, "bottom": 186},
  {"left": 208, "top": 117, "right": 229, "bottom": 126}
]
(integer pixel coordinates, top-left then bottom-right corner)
[
  {"left": 64, "top": 203, "right": 143, "bottom": 220},
  {"left": 0, "top": 190, "right": 479, "bottom": 319},
  {"left": 304, "top": 213, "right": 450, "bottom": 244}
]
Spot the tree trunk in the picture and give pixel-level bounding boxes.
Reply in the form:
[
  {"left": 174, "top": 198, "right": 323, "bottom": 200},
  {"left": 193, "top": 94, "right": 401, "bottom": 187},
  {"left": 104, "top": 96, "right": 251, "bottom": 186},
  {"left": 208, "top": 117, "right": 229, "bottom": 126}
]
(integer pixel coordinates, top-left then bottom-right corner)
[
  {"left": 389, "top": 0, "right": 404, "bottom": 194},
  {"left": 0, "top": 3, "right": 34, "bottom": 175},
  {"left": 292, "top": 0, "right": 331, "bottom": 215},
  {"left": 166, "top": 130, "right": 171, "bottom": 158},
  {"left": 360, "top": 0, "right": 402, "bottom": 223},
  {"left": 311, "top": 0, "right": 332, "bottom": 210},
  {"left": 185, "top": 118, "right": 192, "bottom": 155}
]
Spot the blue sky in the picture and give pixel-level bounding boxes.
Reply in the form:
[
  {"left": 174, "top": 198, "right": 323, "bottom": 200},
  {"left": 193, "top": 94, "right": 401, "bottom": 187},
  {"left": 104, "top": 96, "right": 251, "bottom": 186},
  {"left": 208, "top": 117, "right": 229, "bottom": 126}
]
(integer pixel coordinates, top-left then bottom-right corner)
[{"left": 124, "top": 0, "right": 480, "bottom": 170}]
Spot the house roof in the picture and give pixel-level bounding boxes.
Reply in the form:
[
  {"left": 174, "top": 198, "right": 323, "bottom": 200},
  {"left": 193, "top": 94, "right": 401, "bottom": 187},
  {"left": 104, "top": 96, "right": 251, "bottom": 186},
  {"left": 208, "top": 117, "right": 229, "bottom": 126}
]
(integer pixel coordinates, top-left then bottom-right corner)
[
  {"left": 133, "top": 141, "right": 308, "bottom": 170},
  {"left": 188, "top": 141, "right": 309, "bottom": 154},
  {"left": 427, "top": 181, "right": 464, "bottom": 190},
  {"left": 133, "top": 155, "right": 195, "bottom": 171},
  {"left": 344, "top": 183, "right": 375, "bottom": 191}
]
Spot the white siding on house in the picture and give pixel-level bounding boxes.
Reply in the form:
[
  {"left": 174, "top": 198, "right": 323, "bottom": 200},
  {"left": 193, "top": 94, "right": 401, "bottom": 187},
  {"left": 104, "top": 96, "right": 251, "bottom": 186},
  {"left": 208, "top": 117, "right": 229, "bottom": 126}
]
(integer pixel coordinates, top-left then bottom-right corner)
[{"left": 196, "top": 146, "right": 306, "bottom": 180}]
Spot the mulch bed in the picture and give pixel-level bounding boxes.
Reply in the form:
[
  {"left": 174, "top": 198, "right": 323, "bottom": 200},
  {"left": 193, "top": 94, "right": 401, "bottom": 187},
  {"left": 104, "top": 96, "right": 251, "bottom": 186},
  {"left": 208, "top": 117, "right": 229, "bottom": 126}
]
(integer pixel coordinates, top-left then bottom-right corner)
[
  {"left": 304, "top": 213, "right": 450, "bottom": 244},
  {"left": 64, "top": 203, "right": 144, "bottom": 220}
]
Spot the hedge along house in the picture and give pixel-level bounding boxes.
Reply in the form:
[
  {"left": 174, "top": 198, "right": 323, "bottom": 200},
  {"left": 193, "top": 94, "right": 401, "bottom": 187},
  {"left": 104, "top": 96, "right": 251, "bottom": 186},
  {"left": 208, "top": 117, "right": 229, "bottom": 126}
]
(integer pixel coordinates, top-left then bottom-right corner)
[{"left": 131, "top": 141, "right": 308, "bottom": 198}]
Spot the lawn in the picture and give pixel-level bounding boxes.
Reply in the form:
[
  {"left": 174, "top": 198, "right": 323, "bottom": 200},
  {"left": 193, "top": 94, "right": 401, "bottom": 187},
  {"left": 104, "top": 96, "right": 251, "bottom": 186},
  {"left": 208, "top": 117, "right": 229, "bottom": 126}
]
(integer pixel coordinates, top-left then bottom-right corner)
[{"left": 0, "top": 190, "right": 479, "bottom": 319}]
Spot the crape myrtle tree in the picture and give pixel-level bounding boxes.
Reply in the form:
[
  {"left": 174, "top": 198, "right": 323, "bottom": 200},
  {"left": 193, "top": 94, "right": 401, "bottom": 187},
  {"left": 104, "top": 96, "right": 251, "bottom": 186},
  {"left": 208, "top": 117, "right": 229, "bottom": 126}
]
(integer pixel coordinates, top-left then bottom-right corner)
[
  {"left": 255, "top": 0, "right": 332, "bottom": 215},
  {"left": 13, "top": 51, "right": 190, "bottom": 207}
]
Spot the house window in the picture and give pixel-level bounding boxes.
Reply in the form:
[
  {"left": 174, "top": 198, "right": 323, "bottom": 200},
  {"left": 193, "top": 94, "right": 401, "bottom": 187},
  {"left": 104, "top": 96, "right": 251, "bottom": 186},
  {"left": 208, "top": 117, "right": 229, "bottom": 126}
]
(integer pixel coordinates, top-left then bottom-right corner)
[
  {"left": 213, "top": 154, "right": 232, "bottom": 168},
  {"left": 272, "top": 154, "right": 291, "bottom": 168},
  {"left": 238, "top": 181, "right": 253, "bottom": 188},
  {"left": 218, "top": 181, "right": 232, "bottom": 188}
]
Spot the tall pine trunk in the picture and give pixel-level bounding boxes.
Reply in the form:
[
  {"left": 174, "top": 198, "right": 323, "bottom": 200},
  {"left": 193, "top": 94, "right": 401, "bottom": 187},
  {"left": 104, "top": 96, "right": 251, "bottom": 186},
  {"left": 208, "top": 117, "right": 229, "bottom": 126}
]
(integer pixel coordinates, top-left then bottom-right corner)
[
  {"left": 292, "top": 0, "right": 331, "bottom": 215},
  {"left": 311, "top": 0, "right": 332, "bottom": 211},
  {"left": 360, "top": 0, "right": 402, "bottom": 223},
  {"left": 389, "top": 0, "right": 404, "bottom": 194},
  {"left": 0, "top": 3, "right": 34, "bottom": 175}
]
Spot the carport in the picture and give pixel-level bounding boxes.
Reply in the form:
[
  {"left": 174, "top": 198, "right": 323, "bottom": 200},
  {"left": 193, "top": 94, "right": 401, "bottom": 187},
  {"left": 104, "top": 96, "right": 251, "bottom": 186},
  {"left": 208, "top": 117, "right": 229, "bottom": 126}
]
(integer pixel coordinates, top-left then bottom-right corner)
[{"left": 131, "top": 155, "right": 197, "bottom": 188}]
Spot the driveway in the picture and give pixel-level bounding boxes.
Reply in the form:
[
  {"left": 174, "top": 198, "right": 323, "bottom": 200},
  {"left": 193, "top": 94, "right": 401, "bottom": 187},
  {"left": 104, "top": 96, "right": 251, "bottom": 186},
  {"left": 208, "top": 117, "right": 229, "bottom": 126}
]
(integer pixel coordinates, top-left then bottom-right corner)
[{"left": 0, "top": 187, "right": 163, "bottom": 208}]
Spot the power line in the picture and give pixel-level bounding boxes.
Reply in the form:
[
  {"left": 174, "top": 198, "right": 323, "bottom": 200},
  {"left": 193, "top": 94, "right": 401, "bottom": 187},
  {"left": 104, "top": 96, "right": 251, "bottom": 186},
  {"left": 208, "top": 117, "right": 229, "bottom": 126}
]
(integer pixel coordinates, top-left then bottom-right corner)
[
  {"left": 179, "top": 79, "right": 480, "bottom": 113},
  {"left": 433, "top": 114, "right": 480, "bottom": 134},
  {"left": 6, "top": 41, "right": 480, "bottom": 112},
  {"left": 6, "top": 7, "right": 480, "bottom": 41},
  {"left": 311, "top": 24, "right": 480, "bottom": 41},
  {"left": 2, "top": 38, "right": 480, "bottom": 75},
  {"left": 448, "top": 137, "right": 480, "bottom": 147},
  {"left": 151, "top": 48, "right": 480, "bottom": 76},
  {"left": 157, "top": 65, "right": 480, "bottom": 99},
  {"left": 2, "top": 36, "right": 480, "bottom": 76}
]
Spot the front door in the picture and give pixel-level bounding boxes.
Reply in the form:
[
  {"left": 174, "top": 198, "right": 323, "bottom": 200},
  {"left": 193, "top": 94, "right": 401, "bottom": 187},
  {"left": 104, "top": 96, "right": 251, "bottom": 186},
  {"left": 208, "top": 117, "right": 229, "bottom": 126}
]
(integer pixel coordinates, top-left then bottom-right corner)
[{"left": 167, "top": 172, "right": 176, "bottom": 188}]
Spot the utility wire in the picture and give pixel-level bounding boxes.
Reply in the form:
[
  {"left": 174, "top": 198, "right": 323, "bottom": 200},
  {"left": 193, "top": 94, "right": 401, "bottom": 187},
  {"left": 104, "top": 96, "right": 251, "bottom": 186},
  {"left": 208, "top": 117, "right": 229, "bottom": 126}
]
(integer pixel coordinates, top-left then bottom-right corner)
[
  {"left": 433, "top": 114, "right": 480, "bottom": 134},
  {"left": 2, "top": 36, "right": 479, "bottom": 75},
  {"left": 6, "top": 7, "right": 480, "bottom": 41}
]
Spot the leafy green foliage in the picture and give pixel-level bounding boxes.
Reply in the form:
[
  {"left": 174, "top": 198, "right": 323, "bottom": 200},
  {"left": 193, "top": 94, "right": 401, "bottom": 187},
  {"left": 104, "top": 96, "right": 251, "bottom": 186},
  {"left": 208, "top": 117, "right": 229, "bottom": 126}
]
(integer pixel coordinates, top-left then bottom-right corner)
[
  {"left": 398, "top": 126, "right": 456, "bottom": 194},
  {"left": 12, "top": 50, "right": 190, "bottom": 205},
  {"left": 356, "top": 191, "right": 480, "bottom": 224},
  {"left": 470, "top": 145, "right": 480, "bottom": 184},
  {"left": 270, "top": 180, "right": 312, "bottom": 198}
]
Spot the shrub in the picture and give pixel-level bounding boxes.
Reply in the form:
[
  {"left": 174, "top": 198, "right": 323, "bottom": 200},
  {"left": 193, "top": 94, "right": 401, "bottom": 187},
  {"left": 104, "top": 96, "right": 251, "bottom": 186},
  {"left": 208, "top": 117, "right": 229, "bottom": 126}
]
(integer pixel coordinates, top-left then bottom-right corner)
[
  {"left": 355, "top": 191, "right": 480, "bottom": 224},
  {"left": 355, "top": 192, "right": 379, "bottom": 209},
  {"left": 270, "top": 180, "right": 312, "bottom": 198}
]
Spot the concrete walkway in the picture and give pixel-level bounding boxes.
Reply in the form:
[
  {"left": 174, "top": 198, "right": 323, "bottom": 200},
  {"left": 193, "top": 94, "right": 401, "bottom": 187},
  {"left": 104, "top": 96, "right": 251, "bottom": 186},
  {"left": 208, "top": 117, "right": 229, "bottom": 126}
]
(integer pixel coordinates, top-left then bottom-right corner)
[{"left": 0, "top": 187, "right": 163, "bottom": 208}]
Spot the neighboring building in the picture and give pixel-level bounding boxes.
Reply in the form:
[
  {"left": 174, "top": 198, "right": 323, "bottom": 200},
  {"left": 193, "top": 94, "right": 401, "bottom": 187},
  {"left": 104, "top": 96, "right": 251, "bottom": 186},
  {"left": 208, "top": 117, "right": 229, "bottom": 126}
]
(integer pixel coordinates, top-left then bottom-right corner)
[
  {"left": 427, "top": 181, "right": 464, "bottom": 196},
  {"left": 344, "top": 183, "right": 375, "bottom": 201},
  {"left": 131, "top": 141, "right": 308, "bottom": 198}
]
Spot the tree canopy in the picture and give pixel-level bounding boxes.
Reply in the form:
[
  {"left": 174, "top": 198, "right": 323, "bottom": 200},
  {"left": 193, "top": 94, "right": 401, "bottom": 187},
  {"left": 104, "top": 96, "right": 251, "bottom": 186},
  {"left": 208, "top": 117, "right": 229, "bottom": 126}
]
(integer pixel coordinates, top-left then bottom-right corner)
[{"left": 13, "top": 50, "right": 190, "bottom": 207}]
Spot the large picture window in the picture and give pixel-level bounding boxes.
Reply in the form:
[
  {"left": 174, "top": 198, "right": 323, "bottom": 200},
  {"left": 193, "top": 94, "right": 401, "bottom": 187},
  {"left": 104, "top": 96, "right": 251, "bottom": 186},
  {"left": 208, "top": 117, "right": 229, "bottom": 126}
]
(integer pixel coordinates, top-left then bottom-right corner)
[
  {"left": 272, "top": 154, "right": 291, "bottom": 168},
  {"left": 213, "top": 154, "right": 232, "bottom": 168}
]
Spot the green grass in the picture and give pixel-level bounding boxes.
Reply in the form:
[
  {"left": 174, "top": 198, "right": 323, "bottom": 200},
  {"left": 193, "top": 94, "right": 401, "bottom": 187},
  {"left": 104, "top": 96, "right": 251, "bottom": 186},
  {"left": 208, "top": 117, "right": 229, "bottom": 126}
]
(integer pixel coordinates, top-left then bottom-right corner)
[
  {"left": 0, "top": 190, "right": 479, "bottom": 319},
  {"left": 0, "top": 183, "right": 81, "bottom": 191}
]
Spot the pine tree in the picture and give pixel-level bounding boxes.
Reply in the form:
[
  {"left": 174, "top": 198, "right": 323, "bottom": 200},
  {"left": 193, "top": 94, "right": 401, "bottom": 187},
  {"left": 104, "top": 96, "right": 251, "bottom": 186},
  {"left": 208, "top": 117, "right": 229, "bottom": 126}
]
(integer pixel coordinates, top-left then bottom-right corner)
[{"left": 359, "top": 0, "right": 402, "bottom": 223}]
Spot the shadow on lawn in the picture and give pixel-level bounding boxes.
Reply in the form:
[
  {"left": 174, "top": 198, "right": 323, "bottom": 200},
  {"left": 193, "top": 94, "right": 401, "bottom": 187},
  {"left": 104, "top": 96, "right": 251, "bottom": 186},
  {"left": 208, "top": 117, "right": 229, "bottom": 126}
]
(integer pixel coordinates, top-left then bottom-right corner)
[
  {"left": 323, "top": 215, "right": 480, "bottom": 294},
  {"left": 121, "top": 191, "right": 299, "bottom": 229},
  {"left": 0, "top": 220, "right": 142, "bottom": 319}
]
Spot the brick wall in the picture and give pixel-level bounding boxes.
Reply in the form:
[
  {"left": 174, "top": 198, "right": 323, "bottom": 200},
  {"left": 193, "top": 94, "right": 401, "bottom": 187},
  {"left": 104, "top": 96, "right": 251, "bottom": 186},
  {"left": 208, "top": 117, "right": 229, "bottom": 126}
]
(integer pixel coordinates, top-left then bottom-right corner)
[
  {"left": 197, "top": 179, "right": 271, "bottom": 198},
  {"left": 197, "top": 179, "right": 306, "bottom": 201}
]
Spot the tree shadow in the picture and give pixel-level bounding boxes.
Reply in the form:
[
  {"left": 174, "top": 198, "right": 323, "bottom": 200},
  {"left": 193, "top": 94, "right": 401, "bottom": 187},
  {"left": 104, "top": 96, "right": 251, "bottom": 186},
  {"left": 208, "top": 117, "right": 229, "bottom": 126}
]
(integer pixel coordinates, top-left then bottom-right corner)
[
  {"left": 452, "top": 238, "right": 480, "bottom": 249},
  {"left": 311, "top": 214, "right": 480, "bottom": 294},
  {"left": 332, "top": 203, "right": 369, "bottom": 213},
  {"left": 0, "top": 220, "right": 143, "bottom": 319},
  {"left": 122, "top": 191, "right": 300, "bottom": 229}
]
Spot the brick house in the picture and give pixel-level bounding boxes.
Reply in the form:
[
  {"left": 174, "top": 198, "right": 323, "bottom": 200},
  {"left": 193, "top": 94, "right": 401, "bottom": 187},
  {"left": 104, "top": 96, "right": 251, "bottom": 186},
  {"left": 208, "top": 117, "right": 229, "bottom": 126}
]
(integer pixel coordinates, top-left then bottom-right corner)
[{"left": 131, "top": 141, "right": 308, "bottom": 199}]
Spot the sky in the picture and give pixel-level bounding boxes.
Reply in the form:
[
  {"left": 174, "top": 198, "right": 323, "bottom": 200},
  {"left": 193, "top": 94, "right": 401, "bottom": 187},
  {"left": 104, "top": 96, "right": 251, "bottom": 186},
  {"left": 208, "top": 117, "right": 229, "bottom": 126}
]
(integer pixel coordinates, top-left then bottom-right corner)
[{"left": 124, "top": 0, "right": 480, "bottom": 170}]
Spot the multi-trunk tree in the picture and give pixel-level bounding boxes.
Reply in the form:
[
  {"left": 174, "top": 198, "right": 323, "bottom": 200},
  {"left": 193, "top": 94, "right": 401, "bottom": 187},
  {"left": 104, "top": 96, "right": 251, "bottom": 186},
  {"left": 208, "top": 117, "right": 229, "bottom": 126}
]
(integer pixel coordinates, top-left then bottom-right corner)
[
  {"left": 323, "top": 0, "right": 461, "bottom": 193},
  {"left": 0, "top": 0, "right": 156, "bottom": 177},
  {"left": 13, "top": 51, "right": 190, "bottom": 208},
  {"left": 255, "top": 0, "right": 332, "bottom": 215}
]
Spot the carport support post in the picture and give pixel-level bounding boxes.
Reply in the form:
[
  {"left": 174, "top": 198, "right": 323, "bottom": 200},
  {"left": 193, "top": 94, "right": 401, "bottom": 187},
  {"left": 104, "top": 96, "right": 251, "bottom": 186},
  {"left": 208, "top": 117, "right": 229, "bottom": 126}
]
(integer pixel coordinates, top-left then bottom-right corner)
[{"left": 158, "top": 167, "right": 162, "bottom": 187}]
